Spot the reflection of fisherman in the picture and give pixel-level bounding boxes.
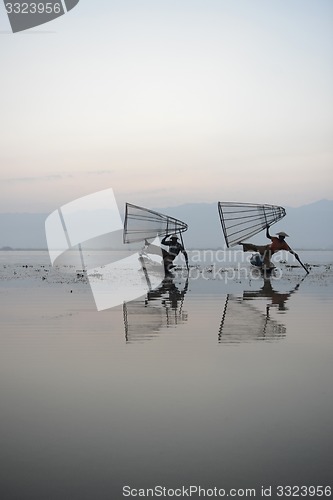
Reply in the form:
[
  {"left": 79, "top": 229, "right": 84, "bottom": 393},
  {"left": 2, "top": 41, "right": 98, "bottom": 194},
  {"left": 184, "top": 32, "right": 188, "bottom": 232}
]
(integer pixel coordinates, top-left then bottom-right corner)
[
  {"left": 244, "top": 277, "right": 300, "bottom": 312},
  {"left": 147, "top": 277, "right": 189, "bottom": 310},
  {"left": 124, "top": 277, "right": 189, "bottom": 342},
  {"left": 145, "top": 234, "right": 188, "bottom": 275},
  {"left": 241, "top": 227, "right": 299, "bottom": 267}
]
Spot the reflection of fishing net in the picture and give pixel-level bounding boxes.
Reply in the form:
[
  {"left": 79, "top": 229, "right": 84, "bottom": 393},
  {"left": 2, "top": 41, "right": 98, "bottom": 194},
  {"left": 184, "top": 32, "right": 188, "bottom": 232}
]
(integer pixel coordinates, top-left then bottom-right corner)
[
  {"left": 123, "top": 280, "right": 188, "bottom": 343},
  {"left": 123, "top": 203, "right": 188, "bottom": 244},
  {"left": 218, "top": 202, "right": 286, "bottom": 248},
  {"left": 218, "top": 294, "right": 286, "bottom": 344},
  {"left": 123, "top": 300, "right": 188, "bottom": 343},
  {"left": 123, "top": 301, "right": 164, "bottom": 343}
]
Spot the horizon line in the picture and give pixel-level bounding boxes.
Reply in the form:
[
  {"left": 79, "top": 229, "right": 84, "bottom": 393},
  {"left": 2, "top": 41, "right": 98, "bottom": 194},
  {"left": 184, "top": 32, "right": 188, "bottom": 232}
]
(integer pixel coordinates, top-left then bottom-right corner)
[{"left": 0, "top": 197, "right": 332, "bottom": 215}]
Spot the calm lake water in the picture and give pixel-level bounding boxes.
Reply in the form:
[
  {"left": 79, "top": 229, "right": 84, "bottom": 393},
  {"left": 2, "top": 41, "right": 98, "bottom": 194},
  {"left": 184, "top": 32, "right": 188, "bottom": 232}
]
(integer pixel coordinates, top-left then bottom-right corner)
[{"left": 0, "top": 251, "right": 332, "bottom": 499}]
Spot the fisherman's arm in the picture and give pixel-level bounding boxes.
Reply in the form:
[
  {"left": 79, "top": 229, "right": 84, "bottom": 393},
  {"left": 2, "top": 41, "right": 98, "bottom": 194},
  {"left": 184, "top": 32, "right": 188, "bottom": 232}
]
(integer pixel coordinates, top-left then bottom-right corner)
[
  {"left": 161, "top": 235, "right": 170, "bottom": 245},
  {"left": 266, "top": 226, "right": 272, "bottom": 239}
]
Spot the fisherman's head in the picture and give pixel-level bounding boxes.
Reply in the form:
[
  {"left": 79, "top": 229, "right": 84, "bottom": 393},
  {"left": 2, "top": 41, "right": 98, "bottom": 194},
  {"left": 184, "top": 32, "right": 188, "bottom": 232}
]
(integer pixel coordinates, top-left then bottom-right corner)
[
  {"left": 170, "top": 234, "right": 179, "bottom": 241},
  {"left": 276, "top": 231, "right": 289, "bottom": 240}
]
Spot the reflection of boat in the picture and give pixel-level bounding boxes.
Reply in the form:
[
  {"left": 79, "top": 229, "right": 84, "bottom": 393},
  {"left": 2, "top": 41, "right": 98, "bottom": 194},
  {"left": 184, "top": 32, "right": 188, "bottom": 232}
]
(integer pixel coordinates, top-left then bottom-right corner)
[
  {"left": 218, "top": 278, "right": 300, "bottom": 344},
  {"left": 123, "top": 278, "right": 188, "bottom": 343}
]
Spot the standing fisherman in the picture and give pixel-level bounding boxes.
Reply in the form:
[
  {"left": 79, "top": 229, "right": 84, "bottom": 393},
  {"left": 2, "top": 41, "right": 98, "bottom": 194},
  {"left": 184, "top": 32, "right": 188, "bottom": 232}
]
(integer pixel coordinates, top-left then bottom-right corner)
[
  {"left": 145, "top": 234, "right": 188, "bottom": 275},
  {"left": 160, "top": 234, "right": 188, "bottom": 274}
]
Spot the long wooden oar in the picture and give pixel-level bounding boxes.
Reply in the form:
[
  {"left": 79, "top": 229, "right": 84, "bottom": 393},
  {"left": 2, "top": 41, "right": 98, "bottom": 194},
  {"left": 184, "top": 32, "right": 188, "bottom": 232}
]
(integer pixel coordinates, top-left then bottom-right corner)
[
  {"left": 295, "top": 253, "right": 309, "bottom": 274},
  {"left": 180, "top": 232, "right": 189, "bottom": 272}
]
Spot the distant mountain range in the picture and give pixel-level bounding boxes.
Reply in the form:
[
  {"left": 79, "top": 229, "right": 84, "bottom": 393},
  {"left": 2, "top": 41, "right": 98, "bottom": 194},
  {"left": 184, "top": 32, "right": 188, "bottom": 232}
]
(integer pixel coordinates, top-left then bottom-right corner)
[{"left": 0, "top": 199, "right": 332, "bottom": 250}]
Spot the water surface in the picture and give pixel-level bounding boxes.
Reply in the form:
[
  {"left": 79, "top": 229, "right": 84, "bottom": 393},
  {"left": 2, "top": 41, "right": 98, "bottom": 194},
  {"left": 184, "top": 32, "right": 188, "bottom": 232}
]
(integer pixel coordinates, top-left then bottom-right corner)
[{"left": 0, "top": 251, "right": 332, "bottom": 499}]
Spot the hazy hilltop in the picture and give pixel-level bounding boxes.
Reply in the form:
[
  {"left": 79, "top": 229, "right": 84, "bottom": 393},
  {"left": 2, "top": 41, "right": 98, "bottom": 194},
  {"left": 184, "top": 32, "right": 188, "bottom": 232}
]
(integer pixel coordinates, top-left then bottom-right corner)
[
  {"left": 0, "top": 213, "right": 47, "bottom": 250},
  {"left": 0, "top": 199, "right": 332, "bottom": 250}
]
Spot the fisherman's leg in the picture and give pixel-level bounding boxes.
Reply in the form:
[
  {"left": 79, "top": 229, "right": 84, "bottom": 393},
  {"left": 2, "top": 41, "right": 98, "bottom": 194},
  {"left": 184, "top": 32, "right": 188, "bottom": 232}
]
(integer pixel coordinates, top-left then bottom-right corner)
[
  {"left": 164, "top": 260, "right": 173, "bottom": 275},
  {"left": 262, "top": 247, "right": 273, "bottom": 267},
  {"left": 163, "top": 255, "right": 175, "bottom": 275},
  {"left": 256, "top": 245, "right": 269, "bottom": 256},
  {"left": 242, "top": 243, "right": 258, "bottom": 252}
]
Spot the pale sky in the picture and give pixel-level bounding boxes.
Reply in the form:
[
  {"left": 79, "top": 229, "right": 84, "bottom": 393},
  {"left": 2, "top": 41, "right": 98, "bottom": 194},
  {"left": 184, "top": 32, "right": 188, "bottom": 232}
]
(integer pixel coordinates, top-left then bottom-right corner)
[{"left": 1, "top": 0, "right": 332, "bottom": 213}]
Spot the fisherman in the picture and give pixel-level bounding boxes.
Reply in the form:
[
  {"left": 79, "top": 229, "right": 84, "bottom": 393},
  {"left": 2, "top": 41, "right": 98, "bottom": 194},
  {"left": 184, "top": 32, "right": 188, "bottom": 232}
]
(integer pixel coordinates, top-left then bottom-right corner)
[
  {"left": 241, "top": 226, "right": 299, "bottom": 267},
  {"left": 161, "top": 234, "right": 188, "bottom": 274},
  {"left": 144, "top": 234, "right": 188, "bottom": 274}
]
